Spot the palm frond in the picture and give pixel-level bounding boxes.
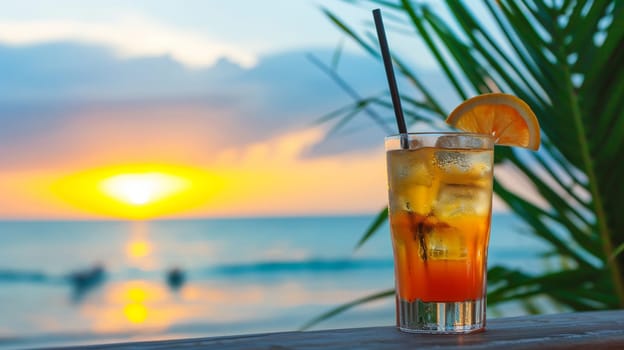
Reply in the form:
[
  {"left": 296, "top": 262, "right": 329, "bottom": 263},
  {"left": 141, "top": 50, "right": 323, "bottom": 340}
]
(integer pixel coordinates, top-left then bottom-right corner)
[
  {"left": 355, "top": 207, "right": 388, "bottom": 250},
  {"left": 299, "top": 289, "right": 394, "bottom": 330},
  {"left": 307, "top": 0, "right": 624, "bottom": 328},
  {"left": 307, "top": 53, "right": 393, "bottom": 134}
]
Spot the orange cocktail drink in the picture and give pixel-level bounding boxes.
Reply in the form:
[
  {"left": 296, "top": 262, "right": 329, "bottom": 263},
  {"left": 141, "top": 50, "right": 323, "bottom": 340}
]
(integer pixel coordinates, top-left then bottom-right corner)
[{"left": 386, "top": 133, "right": 494, "bottom": 333}]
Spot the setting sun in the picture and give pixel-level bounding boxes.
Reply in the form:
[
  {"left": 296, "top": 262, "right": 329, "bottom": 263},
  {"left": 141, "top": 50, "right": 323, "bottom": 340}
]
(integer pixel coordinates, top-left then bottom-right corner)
[
  {"left": 100, "top": 173, "right": 189, "bottom": 206},
  {"left": 51, "top": 164, "right": 223, "bottom": 219}
]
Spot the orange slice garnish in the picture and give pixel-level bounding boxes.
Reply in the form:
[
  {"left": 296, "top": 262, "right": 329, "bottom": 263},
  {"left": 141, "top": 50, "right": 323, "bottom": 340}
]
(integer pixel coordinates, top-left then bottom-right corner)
[{"left": 446, "top": 93, "right": 541, "bottom": 150}]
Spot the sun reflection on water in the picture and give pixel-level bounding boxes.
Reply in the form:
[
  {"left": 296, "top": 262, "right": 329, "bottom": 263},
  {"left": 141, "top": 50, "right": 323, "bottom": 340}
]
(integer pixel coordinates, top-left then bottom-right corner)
[
  {"left": 126, "top": 286, "right": 148, "bottom": 302},
  {"left": 89, "top": 281, "right": 172, "bottom": 331},
  {"left": 126, "top": 240, "right": 152, "bottom": 259},
  {"left": 117, "top": 282, "right": 158, "bottom": 326},
  {"left": 124, "top": 222, "right": 156, "bottom": 270},
  {"left": 75, "top": 277, "right": 388, "bottom": 339},
  {"left": 124, "top": 303, "right": 148, "bottom": 324},
  {"left": 68, "top": 221, "right": 390, "bottom": 338}
]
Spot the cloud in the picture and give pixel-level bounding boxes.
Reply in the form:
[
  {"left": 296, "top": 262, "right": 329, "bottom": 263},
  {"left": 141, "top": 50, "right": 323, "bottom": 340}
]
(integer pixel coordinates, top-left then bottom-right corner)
[
  {"left": 0, "top": 41, "right": 394, "bottom": 172},
  {"left": 0, "top": 14, "right": 256, "bottom": 69},
  {"left": 191, "top": 126, "right": 386, "bottom": 217}
]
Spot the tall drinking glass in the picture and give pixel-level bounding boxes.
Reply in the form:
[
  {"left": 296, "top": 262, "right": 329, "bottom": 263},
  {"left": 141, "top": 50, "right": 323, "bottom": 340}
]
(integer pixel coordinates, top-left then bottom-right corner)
[{"left": 386, "top": 133, "right": 494, "bottom": 334}]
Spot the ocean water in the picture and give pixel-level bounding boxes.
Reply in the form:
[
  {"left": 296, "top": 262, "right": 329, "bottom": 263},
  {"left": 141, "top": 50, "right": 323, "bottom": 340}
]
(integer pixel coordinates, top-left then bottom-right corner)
[{"left": 0, "top": 214, "right": 547, "bottom": 349}]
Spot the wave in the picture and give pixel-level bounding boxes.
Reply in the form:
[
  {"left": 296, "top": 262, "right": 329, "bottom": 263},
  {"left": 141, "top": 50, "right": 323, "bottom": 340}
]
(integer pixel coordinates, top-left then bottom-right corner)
[
  {"left": 0, "top": 264, "right": 104, "bottom": 285},
  {"left": 0, "top": 258, "right": 393, "bottom": 284},
  {"left": 206, "top": 258, "right": 393, "bottom": 276},
  {"left": 0, "top": 270, "right": 53, "bottom": 283}
]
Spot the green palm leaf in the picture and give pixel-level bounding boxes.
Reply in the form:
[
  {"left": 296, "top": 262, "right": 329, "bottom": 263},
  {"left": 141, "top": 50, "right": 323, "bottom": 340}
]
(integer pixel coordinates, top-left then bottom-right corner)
[
  {"left": 304, "top": 0, "right": 624, "bottom": 328},
  {"left": 299, "top": 289, "right": 394, "bottom": 331},
  {"left": 355, "top": 207, "right": 387, "bottom": 250}
]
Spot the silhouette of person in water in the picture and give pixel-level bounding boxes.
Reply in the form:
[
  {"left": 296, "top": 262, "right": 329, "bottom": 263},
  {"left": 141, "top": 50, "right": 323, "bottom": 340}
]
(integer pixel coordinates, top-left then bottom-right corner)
[
  {"left": 67, "top": 262, "right": 106, "bottom": 302},
  {"left": 166, "top": 267, "right": 185, "bottom": 291}
]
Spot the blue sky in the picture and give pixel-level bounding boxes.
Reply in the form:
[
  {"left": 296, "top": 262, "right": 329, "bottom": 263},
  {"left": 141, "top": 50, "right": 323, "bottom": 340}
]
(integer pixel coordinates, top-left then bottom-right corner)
[
  {"left": 0, "top": 1, "right": 447, "bottom": 67},
  {"left": 0, "top": 1, "right": 369, "bottom": 67}
]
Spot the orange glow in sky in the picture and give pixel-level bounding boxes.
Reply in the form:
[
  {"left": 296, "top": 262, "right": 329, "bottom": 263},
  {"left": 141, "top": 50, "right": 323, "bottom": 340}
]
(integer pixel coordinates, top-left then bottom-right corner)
[{"left": 0, "top": 127, "right": 388, "bottom": 220}]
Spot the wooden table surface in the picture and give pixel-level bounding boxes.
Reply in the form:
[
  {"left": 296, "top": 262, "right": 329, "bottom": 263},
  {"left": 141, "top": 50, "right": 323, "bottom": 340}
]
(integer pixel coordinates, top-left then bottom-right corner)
[{"left": 52, "top": 310, "right": 624, "bottom": 349}]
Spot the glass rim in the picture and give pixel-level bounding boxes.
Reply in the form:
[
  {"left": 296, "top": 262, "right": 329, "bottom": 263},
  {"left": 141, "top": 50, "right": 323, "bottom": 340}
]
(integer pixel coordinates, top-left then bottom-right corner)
[{"left": 385, "top": 132, "right": 494, "bottom": 140}]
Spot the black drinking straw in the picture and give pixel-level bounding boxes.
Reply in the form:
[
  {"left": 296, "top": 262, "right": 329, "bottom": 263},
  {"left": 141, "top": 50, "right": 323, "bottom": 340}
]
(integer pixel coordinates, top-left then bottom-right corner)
[{"left": 372, "top": 8, "right": 408, "bottom": 149}]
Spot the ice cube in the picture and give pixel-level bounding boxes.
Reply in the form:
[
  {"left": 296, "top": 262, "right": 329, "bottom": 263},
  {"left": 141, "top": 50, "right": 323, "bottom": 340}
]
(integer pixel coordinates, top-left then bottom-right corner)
[
  {"left": 436, "top": 135, "right": 486, "bottom": 149},
  {"left": 423, "top": 222, "right": 467, "bottom": 260},
  {"left": 434, "top": 184, "right": 490, "bottom": 217},
  {"left": 388, "top": 150, "right": 435, "bottom": 187},
  {"left": 406, "top": 136, "right": 422, "bottom": 150},
  {"left": 435, "top": 150, "right": 470, "bottom": 171},
  {"left": 403, "top": 184, "right": 436, "bottom": 214}
]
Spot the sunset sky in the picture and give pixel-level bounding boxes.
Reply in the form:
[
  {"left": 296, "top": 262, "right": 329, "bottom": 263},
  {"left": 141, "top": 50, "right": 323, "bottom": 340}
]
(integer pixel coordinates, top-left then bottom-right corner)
[{"left": 0, "top": 1, "right": 524, "bottom": 220}]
